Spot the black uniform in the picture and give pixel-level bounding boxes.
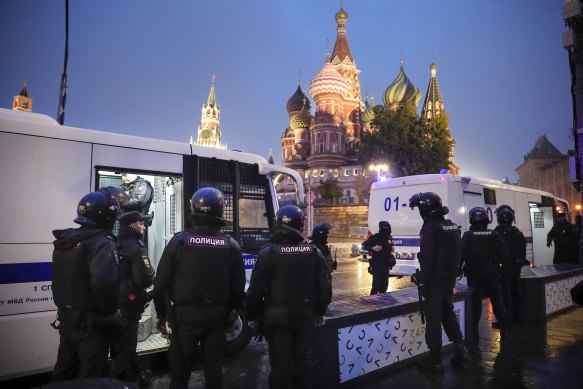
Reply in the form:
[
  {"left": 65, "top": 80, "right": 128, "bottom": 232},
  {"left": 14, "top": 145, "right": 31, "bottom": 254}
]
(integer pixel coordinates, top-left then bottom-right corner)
[
  {"left": 154, "top": 225, "right": 245, "bottom": 389},
  {"left": 310, "top": 237, "right": 334, "bottom": 276},
  {"left": 417, "top": 212, "right": 465, "bottom": 360},
  {"left": 361, "top": 229, "right": 395, "bottom": 294},
  {"left": 110, "top": 224, "right": 155, "bottom": 381},
  {"left": 494, "top": 224, "right": 527, "bottom": 321},
  {"left": 461, "top": 226, "right": 511, "bottom": 337},
  {"left": 121, "top": 177, "right": 154, "bottom": 215},
  {"left": 246, "top": 224, "right": 332, "bottom": 389},
  {"left": 51, "top": 227, "right": 120, "bottom": 381},
  {"left": 547, "top": 220, "right": 578, "bottom": 264}
]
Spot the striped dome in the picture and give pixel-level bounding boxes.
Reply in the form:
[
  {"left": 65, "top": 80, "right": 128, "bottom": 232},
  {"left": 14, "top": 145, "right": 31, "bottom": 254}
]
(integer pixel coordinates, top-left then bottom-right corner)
[
  {"left": 309, "top": 61, "right": 348, "bottom": 99},
  {"left": 290, "top": 99, "right": 312, "bottom": 129},
  {"left": 286, "top": 84, "right": 311, "bottom": 113},
  {"left": 383, "top": 61, "right": 421, "bottom": 107}
]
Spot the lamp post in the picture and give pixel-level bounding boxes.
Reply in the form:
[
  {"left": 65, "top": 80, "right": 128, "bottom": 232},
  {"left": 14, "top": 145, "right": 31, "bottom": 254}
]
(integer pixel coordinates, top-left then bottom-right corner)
[{"left": 368, "top": 163, "right": 389, "bottom": 181}]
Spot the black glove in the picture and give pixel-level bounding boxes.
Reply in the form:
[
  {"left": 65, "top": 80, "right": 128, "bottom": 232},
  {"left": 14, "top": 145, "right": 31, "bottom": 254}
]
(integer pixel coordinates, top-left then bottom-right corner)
[
  {"left": 333, "top": 259, "right": 338, "bottom": 271},
  {"left": 367, "top": 266, "right": 373, "bottom": 275}
]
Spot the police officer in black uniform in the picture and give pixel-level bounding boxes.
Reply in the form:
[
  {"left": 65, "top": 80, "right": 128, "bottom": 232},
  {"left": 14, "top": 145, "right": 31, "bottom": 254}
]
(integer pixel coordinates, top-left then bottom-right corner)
[
  {"left": 309, "top": 222, "right": 336, "bottom": 276},
  {"left": 153, "top": 187, "right": 245, "bottom": 389},
  {"left": 110, "top": 211, "right": 155, "bottom": 385},
  {"left": 409, "top": 192, "right": 469, "bottom": 373},
  {"left": 493, "top": 205, "right": 527, "bottom": 322},
  {"left": 547, "top": 211, "right": 578, "bottom": 263},
  {"left": 361, "top": 221, "right": 395, "bottom": 295},
  {"left": 460, "top": 207, "right": 511, "bottom": 342},
  {"left": 120, "top": 173, "right": 154, "bottom": 222},
  {"left": 246, "top": 205, "right": 332, "bottom": 389},
  {"left": 51, "top": 187, "right": 127, "bottom": 382}
]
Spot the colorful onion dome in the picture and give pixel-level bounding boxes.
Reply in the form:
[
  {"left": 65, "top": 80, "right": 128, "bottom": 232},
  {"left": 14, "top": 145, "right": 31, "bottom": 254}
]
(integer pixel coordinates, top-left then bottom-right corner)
[
  {"left": 309, "top": 60, "right": 348, "bottom": 99},
  {"left": 383, "top": 59, "right": 421, "bottom": 107},
  {"left": 286, "top": 83, "right": 311, "bottom": 113},
  {"left": 290, "top": 98, "right": 312, "bottom": 129},
  {"left": 361, "top": 97, "right": 376, "bottom": 123}
]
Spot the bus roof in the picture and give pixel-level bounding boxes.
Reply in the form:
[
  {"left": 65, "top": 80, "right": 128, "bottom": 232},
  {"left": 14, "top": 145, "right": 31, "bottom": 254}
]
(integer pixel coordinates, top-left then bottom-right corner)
[
  {"left": 371, "top": 173, "right": 559, "bottom": 200},
  {"left": 0, "top": 108, "right": 269, "bottom": 166}
]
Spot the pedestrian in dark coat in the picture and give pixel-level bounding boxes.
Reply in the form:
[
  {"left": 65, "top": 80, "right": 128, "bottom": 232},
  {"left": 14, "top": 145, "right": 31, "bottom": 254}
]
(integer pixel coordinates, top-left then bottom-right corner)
[{"left": 361, "top": 221, "right": 395, "bottom": 294}]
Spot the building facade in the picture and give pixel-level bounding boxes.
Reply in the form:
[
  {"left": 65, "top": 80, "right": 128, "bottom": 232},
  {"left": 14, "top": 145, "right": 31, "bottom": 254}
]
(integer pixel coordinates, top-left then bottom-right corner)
[
  {"left": 279, "top": 5, "right": 458, "bottom": 206},
  {"left": 515, "top": 135, "right": 579, "bottom": 219}
]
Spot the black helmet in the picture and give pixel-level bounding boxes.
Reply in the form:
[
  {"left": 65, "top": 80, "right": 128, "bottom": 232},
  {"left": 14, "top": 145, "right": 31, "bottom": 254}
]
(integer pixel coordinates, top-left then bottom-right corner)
[
  {"left": 469, "top": 207, "right": 489, "bottom": 225},
  {"left": 496, "top": 205, "right": 514, "bottom": 225},
  {"left": 74, "top": 186, "right": 128, "bottom": 230},
  {"left": 409, "top": 192, "right": 442, "bottom": 219},
  {"left": 310, "top": 222, "right": 333, "bottom": 241},
  {"left": 190, "top": 187, "right": 226, "bottom": 226},
  {"left": 276, "top": 205, "right": 305, "bottom": 233}
]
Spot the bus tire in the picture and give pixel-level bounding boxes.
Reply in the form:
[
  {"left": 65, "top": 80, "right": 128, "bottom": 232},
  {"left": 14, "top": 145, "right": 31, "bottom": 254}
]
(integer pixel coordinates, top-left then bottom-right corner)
[{"left": 224, "top": 309, "right": 253, "bottom": 355}]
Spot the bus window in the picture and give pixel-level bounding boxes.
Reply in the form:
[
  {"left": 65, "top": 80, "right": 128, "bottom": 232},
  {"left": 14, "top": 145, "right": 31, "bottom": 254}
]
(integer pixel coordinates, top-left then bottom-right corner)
[{"left": 273, "top": 173, "right": 300, "bottom": 207}]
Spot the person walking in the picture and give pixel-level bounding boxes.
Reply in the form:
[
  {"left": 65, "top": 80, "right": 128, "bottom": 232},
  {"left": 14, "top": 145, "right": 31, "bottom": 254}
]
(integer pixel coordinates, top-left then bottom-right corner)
[
  {"left": 460, "top": 207, "right": 511, "bottom": 342},
  {"left": 361, "top": 221, "right": 395, "bottom": 295},
  {"left": 153, "top": 187, "right": 245, "bottom": 389},
  {"left": 246, "top": 205, "right": 332, "bottom": 388},
  {"left": 51, "top": 187, "right": 127, "bottom": 382},
  {"left": 110, "top": 211, "right": 155, "bottom": 386},
  {"left": 408, "top": 192, "right": 470, "bottom": 374}
]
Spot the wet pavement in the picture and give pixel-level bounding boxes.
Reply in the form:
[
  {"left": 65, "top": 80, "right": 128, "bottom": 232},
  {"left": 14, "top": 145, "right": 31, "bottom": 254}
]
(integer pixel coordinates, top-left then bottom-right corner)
[{"left": 144, "top": 301, "right": 583, "bottom": 389}]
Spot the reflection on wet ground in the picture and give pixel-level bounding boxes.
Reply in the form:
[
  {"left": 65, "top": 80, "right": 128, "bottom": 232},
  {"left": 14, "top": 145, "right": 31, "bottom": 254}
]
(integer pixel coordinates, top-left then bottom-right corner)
[{"left": 148, "top": 295, "right": 583, "bottom": 389}]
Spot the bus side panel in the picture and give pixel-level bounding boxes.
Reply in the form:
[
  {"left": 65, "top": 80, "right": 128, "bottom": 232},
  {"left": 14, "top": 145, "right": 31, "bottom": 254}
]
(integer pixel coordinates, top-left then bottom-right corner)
[
  {"left": 0, "top": 312, "right": 59, "bottom": 379},
  {"left": 0, "top": 132, "right": 93, "bottom": 241},
  {"left": 91, "top": 144, "right": 185, "bottom": 175},
  {"left": 512, "top": 192, "right": 535, "bottom": 263},
  {"left": 0, "top": 132, "right": 92, "bottom": 379}
]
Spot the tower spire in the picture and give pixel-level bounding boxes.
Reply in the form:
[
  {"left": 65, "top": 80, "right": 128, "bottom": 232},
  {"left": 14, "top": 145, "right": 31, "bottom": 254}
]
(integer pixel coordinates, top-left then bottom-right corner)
[
  {"left": 331, "top": 3, "right": 352, "bottom": 61},
  {"left": 207, "top": 74, "right": 217, "bottom": 107}
]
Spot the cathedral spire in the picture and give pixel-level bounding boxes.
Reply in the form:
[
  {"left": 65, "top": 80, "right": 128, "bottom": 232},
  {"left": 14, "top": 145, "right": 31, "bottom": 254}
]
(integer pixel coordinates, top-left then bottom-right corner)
[
  {"left": 421, "top": 61, "right": 444, "bottom": 120},
  {"left": 331, "top": 3, "right": 352, "bottom": 61}
]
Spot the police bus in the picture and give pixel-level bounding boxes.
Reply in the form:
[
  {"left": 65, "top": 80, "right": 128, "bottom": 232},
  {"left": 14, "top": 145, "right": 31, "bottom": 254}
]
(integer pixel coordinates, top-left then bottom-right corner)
[
  {"left": 366, "top": 174, "right": 568, "bottom": 276},
  {"left": 0, "top": 108, "right": 304, "bottom": 380}
]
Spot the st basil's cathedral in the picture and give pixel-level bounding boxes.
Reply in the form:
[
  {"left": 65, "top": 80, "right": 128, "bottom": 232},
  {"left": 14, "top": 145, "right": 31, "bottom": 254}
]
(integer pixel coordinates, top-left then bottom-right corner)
[{"left": 279, "top": 5, "right": 459, "bottom": 205}]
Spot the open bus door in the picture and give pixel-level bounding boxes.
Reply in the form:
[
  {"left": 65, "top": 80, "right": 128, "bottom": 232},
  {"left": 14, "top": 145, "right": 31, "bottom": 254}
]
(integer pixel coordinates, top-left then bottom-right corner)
[{"left": 528, "top": 198, "right": 555, "bottom": 267}]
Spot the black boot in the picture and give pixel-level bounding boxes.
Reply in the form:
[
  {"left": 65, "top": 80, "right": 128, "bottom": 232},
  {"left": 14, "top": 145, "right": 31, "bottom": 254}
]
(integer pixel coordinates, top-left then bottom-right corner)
[
  {"left": 451, "top": 343, "right": 470, "bottom": 366},
  {"left": 418, "top": 352, "right": 444, "bottom": 374}
]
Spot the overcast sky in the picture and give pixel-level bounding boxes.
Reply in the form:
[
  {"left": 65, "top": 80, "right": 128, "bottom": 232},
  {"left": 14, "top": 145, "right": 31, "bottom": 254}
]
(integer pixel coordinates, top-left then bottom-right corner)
[{"left": 0, "top": 0, "right": 572, "bottom": 181}]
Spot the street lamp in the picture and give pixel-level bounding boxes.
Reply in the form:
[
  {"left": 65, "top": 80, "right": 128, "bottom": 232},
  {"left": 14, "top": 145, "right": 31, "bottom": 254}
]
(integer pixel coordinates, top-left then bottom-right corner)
[{"left": 369, "top": 163, "right": 389, "bottom": 181}]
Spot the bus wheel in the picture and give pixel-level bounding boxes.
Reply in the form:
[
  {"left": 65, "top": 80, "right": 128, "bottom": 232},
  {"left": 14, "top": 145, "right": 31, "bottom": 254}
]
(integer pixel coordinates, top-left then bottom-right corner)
[{"left": 224, "top": 309, "right": 253, "bottom": 355}]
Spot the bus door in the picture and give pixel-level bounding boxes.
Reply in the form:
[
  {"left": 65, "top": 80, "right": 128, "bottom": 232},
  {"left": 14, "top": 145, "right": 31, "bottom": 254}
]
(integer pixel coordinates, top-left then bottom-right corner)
[{"left": 528, "top": 196, "right": 554, "bottom": 267}]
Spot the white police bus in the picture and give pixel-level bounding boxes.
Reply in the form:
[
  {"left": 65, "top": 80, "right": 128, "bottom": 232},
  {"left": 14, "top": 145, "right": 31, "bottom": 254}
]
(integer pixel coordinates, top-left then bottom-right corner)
[
  {"left": 0, "top": 108, "right": 304, "bottom": 380},
  {"left": 367, "top": 174, "right": 568, "bottom": 276}
]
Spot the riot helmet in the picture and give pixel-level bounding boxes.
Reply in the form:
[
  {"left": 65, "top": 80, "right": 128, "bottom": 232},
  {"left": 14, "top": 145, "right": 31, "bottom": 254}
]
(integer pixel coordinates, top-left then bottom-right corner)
[
  {"left": 190, "top": 187, "right": 226, "bottom": 227},
  {"left": 74, "top": 186, "right": 128, "bottom": 230},
  {"left": 496, "top": 205, "right": 515, "bottom": 225},
  {"left": 409, "top": 192, "right": 442, "bottom": 219},
  {"left": 469, "top": 207, "right": 489, "bottom": 225},
  {"left": 310, "top": 222, "right": 333, "bottom": 242},
  {"left": 276, "top": 205, "right": 305, "bottom": 233}
]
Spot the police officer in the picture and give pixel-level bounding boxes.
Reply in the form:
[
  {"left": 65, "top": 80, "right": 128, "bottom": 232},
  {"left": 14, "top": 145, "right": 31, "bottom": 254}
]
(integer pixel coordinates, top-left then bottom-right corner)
[
  {"left": 493, "top": 205, "right": 527, "bottom": 322},
  {"left": 547, "top": 211, "right": 578, "bottom": 263},
  {"left": 120, "top": 173, "right": 154, "bottom": 221},
  {"left": 110, "top": 211, "right": 155, "bottom": 385},
  {"left": 460, "top": 207, "right": 511, "bottom": 342},
  {"left": 153, "top": 187, "right": 245, "bottom": 389},
  {"left": 246, "top": 205, "right": 332, "bottom": 388},
  {"left": 309, "top": 222, "right": 336, "bottom": 275},
  {"left": 51, "top": 187, "right": 127, "bottom": 382},
  {"left": 408, "top": 192, "right": 469, "bottom": 373},
  {"left": 361, "top": 221, "right": 395, "bottom": 295}
]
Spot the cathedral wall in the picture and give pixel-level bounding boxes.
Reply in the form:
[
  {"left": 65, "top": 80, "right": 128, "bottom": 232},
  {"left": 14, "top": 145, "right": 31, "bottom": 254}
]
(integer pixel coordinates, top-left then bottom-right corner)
[{"left": 313, "top": 204, "right": 369, "bottom": 239}]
